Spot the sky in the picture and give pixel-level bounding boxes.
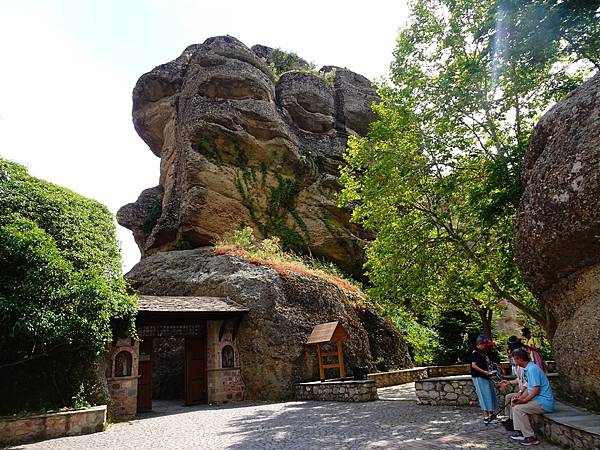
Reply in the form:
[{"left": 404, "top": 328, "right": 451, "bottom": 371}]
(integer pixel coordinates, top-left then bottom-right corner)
[{"left": 0, "top": 0, "right": 410, "bottom": 272}]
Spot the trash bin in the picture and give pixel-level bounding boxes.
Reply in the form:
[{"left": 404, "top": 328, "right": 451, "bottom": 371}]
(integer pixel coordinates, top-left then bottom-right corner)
[{"left": 352, "top": 366, "right": 369, "bottom": 380}]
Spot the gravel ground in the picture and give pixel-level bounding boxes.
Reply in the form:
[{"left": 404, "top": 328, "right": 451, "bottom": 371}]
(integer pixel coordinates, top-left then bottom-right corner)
[{"left": 14, "top": 383, "right": 559, "bottom": 449}]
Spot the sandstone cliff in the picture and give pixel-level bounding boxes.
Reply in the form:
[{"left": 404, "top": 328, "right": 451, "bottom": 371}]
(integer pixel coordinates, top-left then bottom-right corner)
[
  {"left": 117, "top": 36, "right": 378, "bottom": 277},
  {"left": 126, "top": 248, "right": 412, "bottom": 400},
  {"left": 515, "top": 72, "right": 600, "bottom": 410}
]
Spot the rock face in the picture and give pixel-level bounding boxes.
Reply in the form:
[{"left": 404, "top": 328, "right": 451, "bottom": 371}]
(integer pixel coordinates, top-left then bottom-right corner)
[
  {"left": 126, "top": 248, "right": 412, "bottom": 400},
  {"left": 117, "top": 36, "right": 378, "bottom": 277},
  {"left": 515, "top": 72, "right": 600, "bottom": 410}
]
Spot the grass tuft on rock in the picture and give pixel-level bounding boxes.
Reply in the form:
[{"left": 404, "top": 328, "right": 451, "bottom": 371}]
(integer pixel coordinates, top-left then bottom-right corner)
[{"left": 213, "top": 227, "right": 363, "bottom": 299}]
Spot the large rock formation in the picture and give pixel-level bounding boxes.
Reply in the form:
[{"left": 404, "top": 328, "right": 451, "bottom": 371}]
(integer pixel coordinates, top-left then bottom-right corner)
[
  {"left": 515, "top": 72, "right": 600, "bottom": 410},
  {"left": 126, "top": 248, "right": 412, "bottom": 400},
  {"left": 117, "top": 36, "right": 378, "bottom": 277}
]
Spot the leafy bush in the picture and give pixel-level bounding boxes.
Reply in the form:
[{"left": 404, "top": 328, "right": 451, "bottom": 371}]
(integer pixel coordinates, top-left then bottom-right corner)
[
  {"left": 391, "top": 311, "right": 440, "bottom": 365},
  {"left": 267, "top": 48, "right": 336, "bottom": 86},
  {"left": 0, "top": 159, "right": 136, "bottom": 414},
  {"left": 268, "top": 48, "right": 310, "bottom": 77}
]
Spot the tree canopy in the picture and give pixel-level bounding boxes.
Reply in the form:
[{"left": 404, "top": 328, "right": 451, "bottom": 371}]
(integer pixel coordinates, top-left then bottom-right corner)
[
  {"left": 0, "top": 159, "right": 136, "bottom": 414},
  {"left": 340, "top": 0, "right": 598, "bottom": 355}
]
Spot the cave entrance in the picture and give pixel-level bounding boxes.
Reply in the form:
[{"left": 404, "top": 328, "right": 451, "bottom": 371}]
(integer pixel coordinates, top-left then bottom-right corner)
[
  {"left": 134, "top": 295, "right": 248, "bottom": 413},
  {"left": 153, "top": 337, "right": 185, "bottom": 401},
  {"left": 137, "top": 331, "right": 208, "bottom": 412}
]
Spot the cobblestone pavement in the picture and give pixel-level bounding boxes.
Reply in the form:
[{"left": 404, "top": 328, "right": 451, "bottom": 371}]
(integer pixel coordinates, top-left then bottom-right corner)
[{"left": 16, "top": 383, "right": 559, "bottom": 450}]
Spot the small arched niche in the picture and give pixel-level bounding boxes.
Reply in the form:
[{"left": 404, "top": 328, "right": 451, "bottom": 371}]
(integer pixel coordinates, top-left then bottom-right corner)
[
  {"left": 221, "top": 345, "right": 235, "bottom": 369},
  {"left": 114, "top": 350, "right": 133, "bottom": 377}
]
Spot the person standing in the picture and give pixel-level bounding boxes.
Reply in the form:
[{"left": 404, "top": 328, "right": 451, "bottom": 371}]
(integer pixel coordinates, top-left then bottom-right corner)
[
  {"left": 522, "top": 327, "right": 545, "bottom": 371},
  {"left": 505, "top": 348, "right": 555, "bottom": 446},
  {"left": 470, "top": 334, "right": 498, "bottom": 423}
]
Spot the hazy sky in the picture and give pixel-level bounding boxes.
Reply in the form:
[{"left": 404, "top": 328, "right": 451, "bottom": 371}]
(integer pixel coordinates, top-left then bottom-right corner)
[{"left": 0, "top": 0, "right": 410, "bottom": 272}]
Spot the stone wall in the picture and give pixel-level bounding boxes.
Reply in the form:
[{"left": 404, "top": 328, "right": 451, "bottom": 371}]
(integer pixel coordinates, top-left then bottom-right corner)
[
  {"left": 368, "top": 362, "right": 556, "bottom": 389},
  {"left": 368, "top": 368, "right": 428, "bottom": 388},
  {"left": 425, "top": 361, "right": 556, "bottom": 378},
  {"left": 295, "top": 380, "right": 378, "bottom": 402},
  {"left": 0, "top": 405, "right": 106, "bottom": 447},
  {"left": 206, "top": 320, "right": 245, "bottom": 403},
  {"left": 106, "top": 338, "right": 139, "bottom": 419},
  {"left": 531, "top": 404, "right": 600, "bottom": 450},
  {"left": 415, "top": 375, "right": 480, "bottom": 406},
  {"left": 415, "top": 374, "right": 560, "bottom": 407}
]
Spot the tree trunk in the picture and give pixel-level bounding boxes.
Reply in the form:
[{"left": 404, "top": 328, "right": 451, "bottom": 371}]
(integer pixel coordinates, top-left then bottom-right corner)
[{"left": 477, "top": 308, "right": 493, "bottom": 338}]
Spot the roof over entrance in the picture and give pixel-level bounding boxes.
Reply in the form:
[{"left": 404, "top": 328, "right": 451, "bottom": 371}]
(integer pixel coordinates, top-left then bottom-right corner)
[
  {"left": 306, "top": 321, "right": 349, "bottom": 344},
  {"left": 137, "top": 295, "right": 249, "bottom": 314}
]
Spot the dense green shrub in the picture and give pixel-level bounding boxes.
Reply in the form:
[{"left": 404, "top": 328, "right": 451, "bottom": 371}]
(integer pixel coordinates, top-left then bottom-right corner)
[{"left": 0, "top": 159, "right": 136, "bottom": 414}]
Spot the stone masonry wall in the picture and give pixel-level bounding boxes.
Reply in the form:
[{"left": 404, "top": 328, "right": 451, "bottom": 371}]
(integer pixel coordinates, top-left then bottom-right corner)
[
  {"left": 415, "top": 374, "right": 560, "bottom": 407},
  {"left": 0, "top": 406, "right": 106, "bottom": 447},
  {"left": 295, "top": 380, "right": 378, "bottom": 402},
  {"left": 368, "top": 368, "right": 428, "bottom": 388},
  {"left": 106, "top": 338, "right": 139, "bottom": 419},
  {"left": 531, "top": 410, "right": 600, "bottom": 449},
  {"left": 206, "top": 320, "right": 245, "bottom": 403}
]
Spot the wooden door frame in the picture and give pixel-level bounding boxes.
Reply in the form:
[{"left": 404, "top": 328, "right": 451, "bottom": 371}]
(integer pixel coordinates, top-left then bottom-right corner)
[
  {"left": 184, "top": 332, "right": 208, "bottom": 405},
  {"left": 137, "top": 337, "right": 154, "bottom": 412}
]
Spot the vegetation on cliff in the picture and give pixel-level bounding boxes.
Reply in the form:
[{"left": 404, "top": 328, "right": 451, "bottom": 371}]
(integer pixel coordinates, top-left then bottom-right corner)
[
  {"left": 340, "top": 0, "right": 599, "bottom": 359},
  {"left": 0, "top": 159, "right": 136, "bottom": 414},
  {"left": 214, "top": 227, "right": 363, "bottom": 299}
]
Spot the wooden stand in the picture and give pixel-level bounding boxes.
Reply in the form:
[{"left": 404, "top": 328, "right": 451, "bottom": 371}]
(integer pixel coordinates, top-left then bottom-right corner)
[{"left": 306, "top": 321, "right": 349, "bottom": 381}]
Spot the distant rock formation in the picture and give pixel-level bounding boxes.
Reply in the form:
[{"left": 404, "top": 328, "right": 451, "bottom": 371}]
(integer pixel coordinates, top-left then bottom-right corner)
[
  {"left": 126, "top": 248, "right": 412, "bottom": 400},
  {"left": 118, "top": 35, "right": 378, "bottom": 277},
  {"left": 515, "top": 72, "right": 600, "bottom": 410}
]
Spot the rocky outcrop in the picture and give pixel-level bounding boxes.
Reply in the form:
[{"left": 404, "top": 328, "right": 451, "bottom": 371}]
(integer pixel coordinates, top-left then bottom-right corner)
[
  {"left": 126, "top": 248, "right": 412, "bottom": 400},
  {"left": 117, "top": 36, "right": 378, "bottom": 277},
  {"left": 515, "top": 72, "right": 600, "bottom": 410}
]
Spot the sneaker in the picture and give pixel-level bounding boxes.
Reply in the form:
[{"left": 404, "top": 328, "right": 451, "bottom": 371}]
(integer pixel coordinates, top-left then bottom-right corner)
[
  {"left": 520, "top": 436, "right": 540, "bottom": 446},
  {"left": 510, "top": 432, "right": 525, "bottom": 441}
]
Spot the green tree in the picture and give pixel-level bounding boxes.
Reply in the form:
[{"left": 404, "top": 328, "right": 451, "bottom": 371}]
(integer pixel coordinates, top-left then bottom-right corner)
[
  {"left": 340, "top": 0, "right": 598, "bottom": 340},
  {"left": 0, "top": 159, "right": 136, "bottom": 414}
]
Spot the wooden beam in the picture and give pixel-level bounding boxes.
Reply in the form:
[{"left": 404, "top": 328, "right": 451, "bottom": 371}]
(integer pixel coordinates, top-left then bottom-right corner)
[
  {"left": 322, "top": 363, "right": 343, "bottom": 369},
  {"left": 337, "top": 340, "right": 345, "bottom": 379},
  {"left": 317, "top": 343, "right": 325, "bottom": 381}
]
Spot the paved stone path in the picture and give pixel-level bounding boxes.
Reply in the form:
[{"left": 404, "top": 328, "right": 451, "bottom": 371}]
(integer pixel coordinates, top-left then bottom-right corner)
[{"left": 16, "top": 383, "right": 559, "bottom": 449}]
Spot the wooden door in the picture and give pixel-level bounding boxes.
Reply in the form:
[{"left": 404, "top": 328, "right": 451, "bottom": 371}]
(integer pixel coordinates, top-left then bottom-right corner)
[
  {"left": 185, "top": 336, "right": 207, "bottom": 405},
  {"left": 137, "top": 338, "right": 153, "bottom": 412}
]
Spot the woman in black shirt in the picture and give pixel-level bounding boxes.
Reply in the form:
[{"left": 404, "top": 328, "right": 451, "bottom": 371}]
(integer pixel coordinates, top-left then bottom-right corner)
[{"left": 470, "top": 334, "right": 498, "bottom": 422}]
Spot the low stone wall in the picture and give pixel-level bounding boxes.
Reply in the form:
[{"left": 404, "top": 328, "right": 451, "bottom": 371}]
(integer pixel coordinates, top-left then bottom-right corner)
[
  {"left": 368, "top": 367, "right": 428, "bottom": 388},
  {"left": 295, "top": 380, "right": 378, "bottom": 402},
  {"left": 0, "top": 405, "right": 107, "bottom": 447},
  {"left": 531, "top": 401, "right": 600, "bottom": 449},
  {"left": 425, "top": 364, "right": 473, "bottom": 378},
  {"left": 416, "top": 375, "right": 481, "bottom": 406},
  {"left": 367, "top": 362, "right": 556, "bottom": 389},
  {"left": 415, "top": 374, "right": 560, "bottom": 407}
]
